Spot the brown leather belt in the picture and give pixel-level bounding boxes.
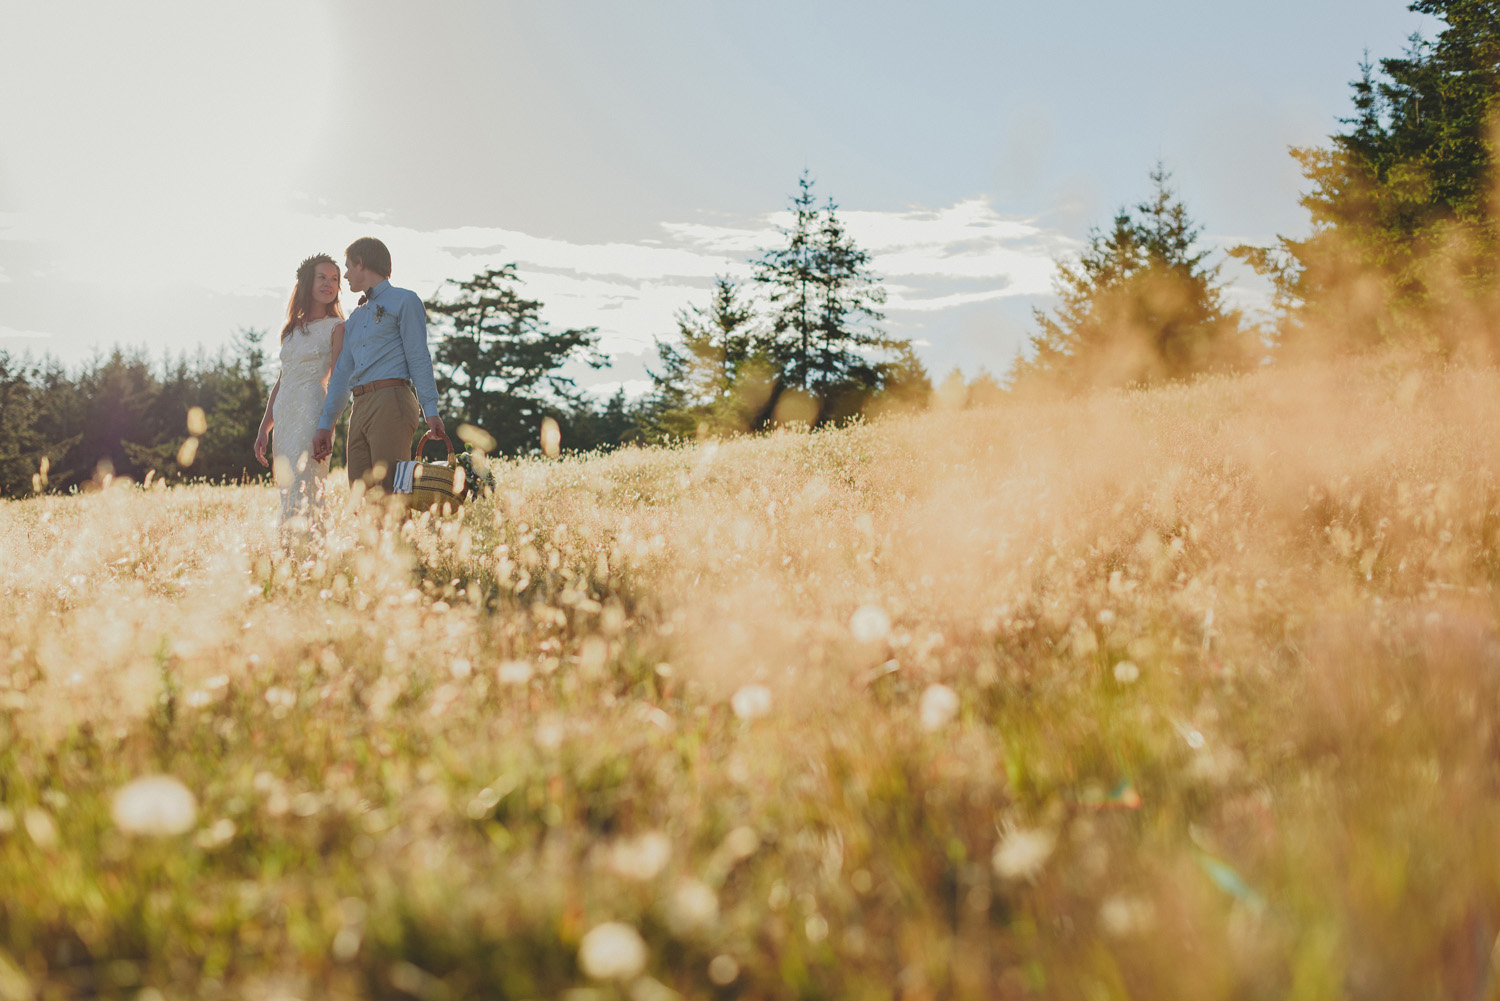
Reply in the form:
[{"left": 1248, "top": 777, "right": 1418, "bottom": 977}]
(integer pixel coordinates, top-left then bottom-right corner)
[{"left": 351, "top": 378, "right": 411, "bottom": 397}]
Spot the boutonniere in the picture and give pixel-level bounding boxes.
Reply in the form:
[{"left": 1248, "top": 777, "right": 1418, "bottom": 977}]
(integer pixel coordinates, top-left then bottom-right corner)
[{"left": 375, "top": 305, "right": 387, "bottom": 320}]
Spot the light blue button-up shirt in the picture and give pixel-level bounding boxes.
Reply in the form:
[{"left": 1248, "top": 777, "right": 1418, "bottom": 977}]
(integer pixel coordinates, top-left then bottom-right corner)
[{"left": 318, "top": 279, "right": 442, "bottom": 430}]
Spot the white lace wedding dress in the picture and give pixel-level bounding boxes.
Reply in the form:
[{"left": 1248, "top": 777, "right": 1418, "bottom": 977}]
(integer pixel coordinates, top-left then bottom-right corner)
[{"left": 272, "top": 316, "right": 338, "bottom": 529}]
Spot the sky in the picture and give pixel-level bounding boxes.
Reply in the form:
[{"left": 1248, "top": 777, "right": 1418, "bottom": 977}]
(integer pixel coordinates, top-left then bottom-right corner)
[{"left": 0, "top": 1, "right": 1438, "bottom": 397}]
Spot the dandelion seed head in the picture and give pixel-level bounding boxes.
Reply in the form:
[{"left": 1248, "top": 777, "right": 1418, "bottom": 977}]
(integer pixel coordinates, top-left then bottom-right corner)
[
  {"left": 23, "top": 807, "right": 57, "bottom": 849},
  {"left": 730, "top": 684, "right": 772, "bottom": 720},
  {"left": 1099, "top": 895, "right": 1157, "bottom": 937},
  {"left": 992, "top": 825, "right": 1056, "bottom": 881},
  {"left": 608, "top": 831, "right": 672, "bottom": 881},
  {"left": 112, "top": 775, "right": 197, "bottom": 837},
  {"left": 331, "top": 925, "right": 362, "bottom": 961},
  {"left": 540, "top": 417, "right": 562, "bottom": 459},
  {"left": 849, "top": 604, "right": 891, "bottom": 643},
  {"left": 707, "top": 954, "right": 739, "bottom": 986},
  {"left": 578, "top": 921, "right": 648, "bottom": 980},
  {"left": 534, "top": 720, "right": 564, "bottom": 750},
  {"left": 722, "top": 826, "right": 760, "bottom": 860},
  {"left": 195, "top": 817, "right": 235, "bottom": 849},
  {"left": 497, "top": 660, "right": 533, "bottom": 685},
  {"left": 667, "top": 878, "right": 719, "bottom": 933},
  {"left": 919, "top": 683, "right": 960, "bottom": 731}
]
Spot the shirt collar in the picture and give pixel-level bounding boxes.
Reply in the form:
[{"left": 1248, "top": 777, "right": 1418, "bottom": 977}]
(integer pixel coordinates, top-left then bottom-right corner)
[{"left": 366, "top": 279, "right": 392, "bottom": 302}]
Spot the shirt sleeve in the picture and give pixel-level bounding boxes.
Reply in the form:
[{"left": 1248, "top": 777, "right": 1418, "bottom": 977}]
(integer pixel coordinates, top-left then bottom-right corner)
[
  {"left": 318, "top": 331, "right": 355, "bottom": 430},
  {"left": 399, "top": 290, "right": 442, "bottom": 418}
]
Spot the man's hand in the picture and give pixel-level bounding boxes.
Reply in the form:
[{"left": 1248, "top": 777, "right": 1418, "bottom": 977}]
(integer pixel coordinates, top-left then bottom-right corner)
[
  {"left": 311, "top": 428, "right": 334, "bottom": 463},
  {"left": 425, "top": 415, "right": 451, "bottom": 449}
]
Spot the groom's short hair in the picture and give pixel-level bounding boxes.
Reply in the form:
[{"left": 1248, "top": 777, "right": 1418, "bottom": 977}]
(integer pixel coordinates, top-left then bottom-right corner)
[{"left": 346, "top": 237, "right": 392, "bottom": 277}]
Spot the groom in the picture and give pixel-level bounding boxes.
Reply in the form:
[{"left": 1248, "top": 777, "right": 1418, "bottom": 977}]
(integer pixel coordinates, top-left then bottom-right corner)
[{"left": 310, "top": 237, "right": 449, "bottom": 495}]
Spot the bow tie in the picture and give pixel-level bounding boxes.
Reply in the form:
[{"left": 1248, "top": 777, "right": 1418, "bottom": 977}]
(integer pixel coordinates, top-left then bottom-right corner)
[{"left": 358, "top": 293, "right": 370, "bottom": 306}]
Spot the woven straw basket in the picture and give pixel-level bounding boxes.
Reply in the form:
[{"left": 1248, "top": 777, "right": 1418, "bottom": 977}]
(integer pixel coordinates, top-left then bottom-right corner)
[{"left": 406, "top": 431, "right": 467, "bottom": 514}]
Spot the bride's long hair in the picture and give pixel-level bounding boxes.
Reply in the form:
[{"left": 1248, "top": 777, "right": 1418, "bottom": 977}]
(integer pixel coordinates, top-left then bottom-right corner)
[{"left": 281, "top": 253, "right": 345, "bottom": 341}]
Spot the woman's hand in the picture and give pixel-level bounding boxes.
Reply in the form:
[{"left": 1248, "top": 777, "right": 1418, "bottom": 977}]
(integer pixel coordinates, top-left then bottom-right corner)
[{"left": 254, "top": 427, "right": 270, "bottom": 467}]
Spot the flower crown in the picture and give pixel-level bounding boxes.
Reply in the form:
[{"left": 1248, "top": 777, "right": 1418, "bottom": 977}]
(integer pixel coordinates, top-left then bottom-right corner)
[{"left": 297, "top": 253, "right": 333, "bottom": 280}]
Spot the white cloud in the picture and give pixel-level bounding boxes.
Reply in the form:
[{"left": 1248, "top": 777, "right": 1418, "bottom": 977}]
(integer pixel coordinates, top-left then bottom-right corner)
[
  {"left": 0, "top": 325, "right": 54, "bottom": 339},
  {"left": 167, "top": 196, "right": 1067, "bottom": 355},
  {"left": 0, "top": 194, "right": 1068, "bottom": 373}
]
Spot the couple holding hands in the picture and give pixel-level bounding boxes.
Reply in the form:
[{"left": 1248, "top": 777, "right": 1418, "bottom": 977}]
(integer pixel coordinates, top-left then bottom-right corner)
[{"left": 253, "top": 237, "right": 449, "bottom": 529}]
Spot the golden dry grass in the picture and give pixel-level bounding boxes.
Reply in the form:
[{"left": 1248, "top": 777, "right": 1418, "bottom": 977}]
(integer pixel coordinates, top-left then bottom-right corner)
[{"left": 4, "top": 357, "right": 1500, "bottom": 1000}]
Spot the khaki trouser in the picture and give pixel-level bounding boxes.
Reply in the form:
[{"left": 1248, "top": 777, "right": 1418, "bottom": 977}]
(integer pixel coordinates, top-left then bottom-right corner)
[{"left": 346, "top": 384, "right": 422, "bottom": 495}]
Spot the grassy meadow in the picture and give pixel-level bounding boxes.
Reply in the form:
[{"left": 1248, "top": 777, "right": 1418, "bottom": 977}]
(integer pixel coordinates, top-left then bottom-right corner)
[{"left": 5, "top": 358, "right": 1500, "bottom": 1000}]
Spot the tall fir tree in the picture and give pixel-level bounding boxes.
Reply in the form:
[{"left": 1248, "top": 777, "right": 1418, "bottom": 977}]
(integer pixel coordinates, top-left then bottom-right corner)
[
  {"left": 755, "top": 172, "right": 821, "bottom": 391},
  {"left": 425, "top": 265, "right": 605, "bottom": 455},
  {"left": 1014, "top": 165, "right": 1248, "bottom": 391},
  {"left": 753, "top": 171, "right": 922, "bottom": 419}
]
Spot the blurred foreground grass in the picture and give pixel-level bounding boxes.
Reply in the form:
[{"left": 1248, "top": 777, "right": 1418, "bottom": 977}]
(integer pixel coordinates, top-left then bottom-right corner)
[{"left": 4, "top": 359, "right": 1500, "bottom": 1000}]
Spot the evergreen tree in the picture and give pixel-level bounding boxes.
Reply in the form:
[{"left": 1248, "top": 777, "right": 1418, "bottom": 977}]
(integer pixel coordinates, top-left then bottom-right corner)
[
  {"left": 196, "top": 329, "right": 272, "bottom": 482},
  {"left": 1014, "top": 165, "right": 1248, "bottom": 390},
  {"left": 646, "top": 277, "right": 774, "bottom": 437},
  {"left": 0, "top": 353, "right": 47, "bottom": 495},
  {"left": 27, "top": 359, "right": 84, "bottom": 490},
  {"left": 809, "top": 197, "right": 906, "bottom": 413},
  {"left": 1239, "top": 1, "right": 1500, "bottom": 348},
  {"left": 74, "top": 349, "right": 162, "bottom": 482},
  {"left": 753, "top": 171, "right": 919, "bottom": 419},
  {"left": 566, "top": 389, "right": 646, "bottom": 452},
  {"left": 755, "top": 172, "right": 821, "bottom": 390},
  {"left": 426, "top": 265, "right": 605, "bottom": 455}
]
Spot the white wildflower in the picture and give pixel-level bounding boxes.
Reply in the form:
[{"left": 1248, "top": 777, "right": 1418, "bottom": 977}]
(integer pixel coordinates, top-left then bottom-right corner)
[{"left": 1113, "top": 660, "right": 1140, "bottom": 684}]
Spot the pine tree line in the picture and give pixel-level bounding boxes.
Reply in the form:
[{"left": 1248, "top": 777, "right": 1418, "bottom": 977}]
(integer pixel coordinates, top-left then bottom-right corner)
[{"left": 0, "top": 333, "right": 273, "bottom": 497}]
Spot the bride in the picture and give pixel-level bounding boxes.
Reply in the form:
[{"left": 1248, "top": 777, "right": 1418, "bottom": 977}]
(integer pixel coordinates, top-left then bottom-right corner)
[{"left": 253, "top": 254, "right": 345, "bottom": 531}]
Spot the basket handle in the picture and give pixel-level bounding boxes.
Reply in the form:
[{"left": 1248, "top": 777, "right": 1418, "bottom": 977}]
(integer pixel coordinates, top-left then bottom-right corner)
[{"left": 415, "top": 430, "right": 455, "bottom": 465}]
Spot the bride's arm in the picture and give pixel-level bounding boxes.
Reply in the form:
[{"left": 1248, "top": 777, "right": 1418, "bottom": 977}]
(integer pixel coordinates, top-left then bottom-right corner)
[
  {"left": 254, "top": 376, "right": 280, "bottom": 467},
  {"left": 323, "top": 323, "right": 345, "bottom": 391}
]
